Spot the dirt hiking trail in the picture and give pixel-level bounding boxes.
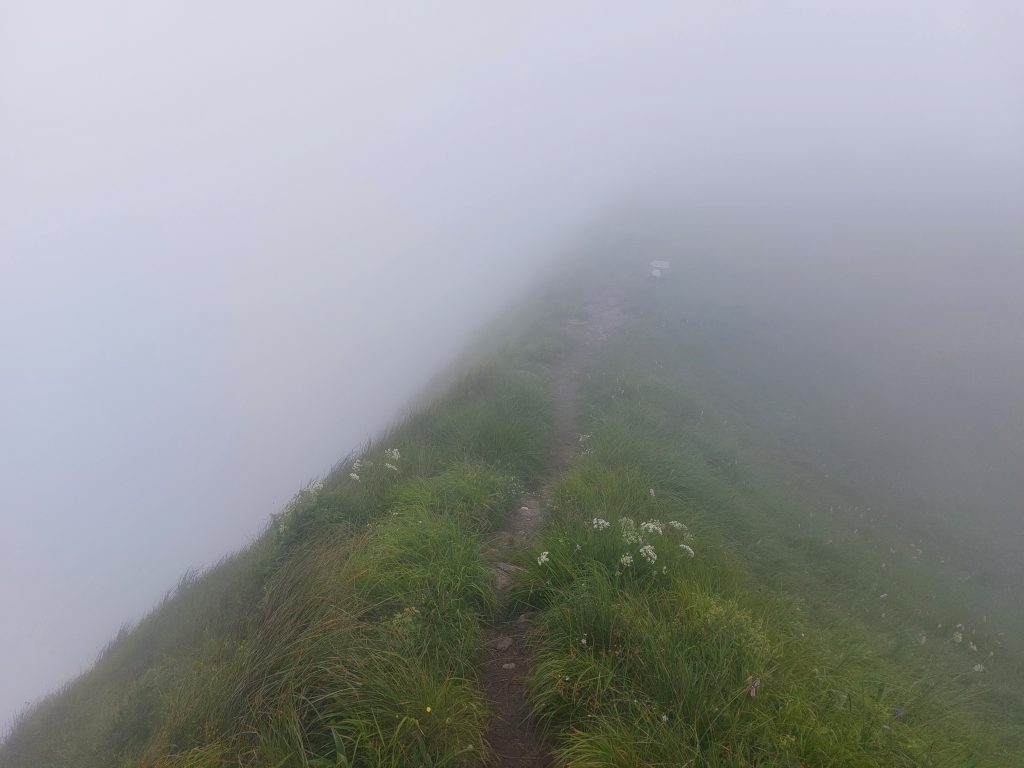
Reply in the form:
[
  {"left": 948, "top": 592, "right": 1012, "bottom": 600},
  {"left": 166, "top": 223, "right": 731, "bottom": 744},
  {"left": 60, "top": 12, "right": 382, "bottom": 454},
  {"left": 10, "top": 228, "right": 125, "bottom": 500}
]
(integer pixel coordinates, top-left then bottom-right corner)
[{"left": 478, "top": 298, "right": 625, "bottom": 767}]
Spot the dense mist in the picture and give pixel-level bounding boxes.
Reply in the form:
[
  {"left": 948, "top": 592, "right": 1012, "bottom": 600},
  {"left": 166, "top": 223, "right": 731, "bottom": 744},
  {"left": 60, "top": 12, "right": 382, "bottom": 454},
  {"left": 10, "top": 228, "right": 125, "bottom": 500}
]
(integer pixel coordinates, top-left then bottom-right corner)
[{"left": 2, "top": 1, "right": 1022, "bottom": 730}]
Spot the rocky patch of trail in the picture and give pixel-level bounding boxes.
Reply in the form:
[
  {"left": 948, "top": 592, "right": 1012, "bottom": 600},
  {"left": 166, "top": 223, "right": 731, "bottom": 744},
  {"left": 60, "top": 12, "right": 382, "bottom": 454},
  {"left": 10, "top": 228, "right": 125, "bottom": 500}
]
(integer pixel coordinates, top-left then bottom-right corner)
[{"left": 478, "top": 298, "right": 624, "bottom": 767}]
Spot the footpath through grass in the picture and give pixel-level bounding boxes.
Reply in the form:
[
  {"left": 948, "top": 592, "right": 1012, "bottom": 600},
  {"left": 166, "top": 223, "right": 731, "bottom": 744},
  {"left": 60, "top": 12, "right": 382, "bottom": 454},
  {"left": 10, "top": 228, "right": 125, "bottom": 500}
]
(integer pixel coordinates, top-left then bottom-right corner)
[
  {"left": 1, "top": 353, "right": 556, "bottom": 767},
  {"left": 511, "top": 274, "right": 1024, "bottom": 767},
  {"left": 4, "top": 262, "right": 1022, "bottom": 767}
]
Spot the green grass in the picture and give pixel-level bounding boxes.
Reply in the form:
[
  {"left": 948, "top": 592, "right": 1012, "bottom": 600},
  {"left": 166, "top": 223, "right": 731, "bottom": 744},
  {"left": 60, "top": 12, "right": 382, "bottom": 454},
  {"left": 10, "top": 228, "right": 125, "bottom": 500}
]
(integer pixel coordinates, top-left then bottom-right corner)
[
  {"left": 0, "top": 357, "right": 551, "bottom": 768},
  {"left": 505, "top": 274, "right": 1024, "bottom": 766},
  {"left": 4, "top": 259, "right": 1023, "bottom": 767}
]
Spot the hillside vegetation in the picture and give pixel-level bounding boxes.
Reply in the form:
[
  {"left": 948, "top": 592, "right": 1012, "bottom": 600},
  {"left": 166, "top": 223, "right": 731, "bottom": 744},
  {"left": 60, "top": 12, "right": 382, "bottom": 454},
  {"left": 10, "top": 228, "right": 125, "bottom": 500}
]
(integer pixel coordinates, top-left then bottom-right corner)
[{"left": 3, "top": 260, "right": 1022, "bottom": 767}]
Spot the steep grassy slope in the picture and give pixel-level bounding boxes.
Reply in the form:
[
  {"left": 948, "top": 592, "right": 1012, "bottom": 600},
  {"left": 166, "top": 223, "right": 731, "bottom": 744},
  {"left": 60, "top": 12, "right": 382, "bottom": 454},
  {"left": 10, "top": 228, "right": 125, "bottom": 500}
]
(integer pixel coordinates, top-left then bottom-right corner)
[
  {"left": 0, "top": 347, "right": 558, "bottom": 766},
  {"left": 512, "top": 276, "right": 1024, "bottom": 765},
  {"left": 3, "top": 260, "right": 1022, "bottom": 767}
]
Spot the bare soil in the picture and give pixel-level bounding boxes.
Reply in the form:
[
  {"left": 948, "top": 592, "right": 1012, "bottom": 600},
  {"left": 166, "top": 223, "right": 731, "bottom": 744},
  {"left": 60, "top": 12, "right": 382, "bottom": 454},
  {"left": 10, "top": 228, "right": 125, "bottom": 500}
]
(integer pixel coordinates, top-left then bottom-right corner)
[{"left": 478, "top": 298, "right": 625, "bottom": 767}]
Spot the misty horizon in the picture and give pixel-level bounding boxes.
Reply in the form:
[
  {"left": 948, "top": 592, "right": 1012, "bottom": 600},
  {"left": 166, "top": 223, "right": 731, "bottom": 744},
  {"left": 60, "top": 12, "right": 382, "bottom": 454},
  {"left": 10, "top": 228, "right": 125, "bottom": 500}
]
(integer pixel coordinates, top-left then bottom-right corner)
[{"left": 2, "top": 1, "right": 1022, "bottom": 733}]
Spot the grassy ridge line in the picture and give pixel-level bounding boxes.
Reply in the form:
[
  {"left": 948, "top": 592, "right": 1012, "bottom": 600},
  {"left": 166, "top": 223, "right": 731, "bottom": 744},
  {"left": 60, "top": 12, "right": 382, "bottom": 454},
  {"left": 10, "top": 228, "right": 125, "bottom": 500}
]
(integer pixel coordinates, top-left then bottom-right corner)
[
  {"left": 0, "top": 329, "right": 563, "bottom": 768},
  {"left": 511, "top": 281, "right": 1023, "bottom": 767},
  {"left": 626, "top": 282, "right": 1024, "bottom": 732}
]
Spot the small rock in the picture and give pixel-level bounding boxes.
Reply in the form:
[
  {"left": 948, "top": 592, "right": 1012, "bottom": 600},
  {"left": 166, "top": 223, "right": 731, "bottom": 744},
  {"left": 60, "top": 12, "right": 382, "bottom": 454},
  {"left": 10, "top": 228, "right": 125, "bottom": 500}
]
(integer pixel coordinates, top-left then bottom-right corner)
[
  {"left": 502, "top": 662, "right": 516, "bottom": 670},
  {"left": 494, "top": 636, "right": 514, "bottom": 651}
]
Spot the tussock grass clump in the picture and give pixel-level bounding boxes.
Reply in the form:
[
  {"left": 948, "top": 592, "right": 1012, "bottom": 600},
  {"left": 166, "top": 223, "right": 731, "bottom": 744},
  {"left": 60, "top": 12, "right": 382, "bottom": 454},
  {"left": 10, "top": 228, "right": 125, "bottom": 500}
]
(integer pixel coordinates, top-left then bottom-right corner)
[
  {"left": 216, "top": 523, "right": 491, "bottom": 768},
  {"left": 347, "top": 510, "right": 495, "bottom": 675},
  {"left": 389, "top": 462, "right": 524, "bottom": 531}
]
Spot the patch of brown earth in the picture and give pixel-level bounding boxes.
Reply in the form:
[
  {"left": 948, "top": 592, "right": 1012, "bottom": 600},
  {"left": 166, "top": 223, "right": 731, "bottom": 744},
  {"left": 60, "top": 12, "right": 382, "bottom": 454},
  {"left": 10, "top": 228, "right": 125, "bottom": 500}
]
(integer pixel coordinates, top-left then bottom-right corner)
[{"left": 478, "top": 298, "right": 624, "bottom": 767}]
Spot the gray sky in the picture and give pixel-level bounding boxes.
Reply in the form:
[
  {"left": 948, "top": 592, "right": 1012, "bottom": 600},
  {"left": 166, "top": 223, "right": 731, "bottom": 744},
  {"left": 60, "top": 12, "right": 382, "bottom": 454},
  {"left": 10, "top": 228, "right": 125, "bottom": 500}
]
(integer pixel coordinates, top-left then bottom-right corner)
[{"left": 2, "top": 2, "right": 1022, "bottom": 728}]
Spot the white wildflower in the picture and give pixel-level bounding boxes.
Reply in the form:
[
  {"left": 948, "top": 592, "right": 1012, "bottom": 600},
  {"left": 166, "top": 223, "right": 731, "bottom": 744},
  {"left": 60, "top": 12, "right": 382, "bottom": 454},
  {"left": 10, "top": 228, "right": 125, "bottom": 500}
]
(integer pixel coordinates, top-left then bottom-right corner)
[
  {"left": 973, "top": 663, "right": 986, "bottom": 673},
  {"left": 620, "top": 553, "right": 633, "bottom": 567},
  {"left": 619, "top": 518, "right": 641, "bottom": 545},
  {"left": 349, "top": 472, "right": 360, "bottom": 482},
  {"left": 679, "top": 543, "right": 695, "bottom": 558},
  {"left": 952, "top": 631, "right": 963, "bottom": 643},
  {"left": 579, "top": 635, "right": 587, "bottom": 646},
  {"left": 592, "top": 517, "right": 611, "bottom": 530},
  {"left": 917, "top": 632, "right": 927, "bottom": 645},
  {"left": 384, "top": 447, "right": 401, "bottom": 461},
  {"left": 640, "top": 520, "right": 664, "bottom": 535},
  {"left": 537, "top": 551, "right": 550, "bottom": 566},
  {"left": 352, "top": 459, "right": 362, "bottom": 472},
  {"left": 668, "top": 521, "right": 686, "bottom": 531},
  {"left": 385, "top": 462, "right": 399, "bottom": 472},
  {"left": 639, "top": 544, "right": 657, "bottom": 564},
  {"left": 969, "top": 642, "right": 978, "bottom": 652},
  {"left": 660, "top": 713, "right": 668, "bottom": 723}
]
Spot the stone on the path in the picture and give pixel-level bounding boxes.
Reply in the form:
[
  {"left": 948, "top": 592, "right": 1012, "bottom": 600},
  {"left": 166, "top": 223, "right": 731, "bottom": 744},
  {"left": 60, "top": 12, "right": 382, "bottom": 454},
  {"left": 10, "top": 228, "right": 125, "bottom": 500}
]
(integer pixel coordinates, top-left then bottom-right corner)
[
  {"left": 502, "top": 662, "right": 516, "bottom": 670},
  {"left": 494, "top": 636, "right": 514, "bottom": 651}
]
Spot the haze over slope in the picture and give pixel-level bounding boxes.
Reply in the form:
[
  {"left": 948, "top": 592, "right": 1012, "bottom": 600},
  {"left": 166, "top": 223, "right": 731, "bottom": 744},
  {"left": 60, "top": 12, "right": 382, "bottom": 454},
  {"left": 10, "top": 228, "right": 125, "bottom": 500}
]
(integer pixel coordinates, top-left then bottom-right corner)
[{"left": 2, "top": 0, "right": 1022, "bottom": 730}]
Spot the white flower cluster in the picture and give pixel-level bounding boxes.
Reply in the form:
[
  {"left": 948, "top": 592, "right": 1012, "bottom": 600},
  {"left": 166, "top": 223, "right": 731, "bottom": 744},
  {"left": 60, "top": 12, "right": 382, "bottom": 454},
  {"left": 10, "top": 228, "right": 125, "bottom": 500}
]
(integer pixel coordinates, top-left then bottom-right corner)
[
  {"left": 271, "top": 480, "right": 325, "bottom": 536},
  {"left": 384, "top": 447, "right": 401, "bottom": 461},
  {"left": 385, "top": 463, "right": 400, "bottom": 472},
  {"left": 973, "top": 663, "right": 986, "bottom": 673},
  {"left": 952, "top": 630, "right": 963, "bottom": 643},
  {"left": 585, "top": 514, "right": 698, "bottom": 569},
  {"left": 619, "top": 517, "right": 642, "bottom": 545},
  {"left": 537, "top": 551, "right": 550, "bottom": 566}
]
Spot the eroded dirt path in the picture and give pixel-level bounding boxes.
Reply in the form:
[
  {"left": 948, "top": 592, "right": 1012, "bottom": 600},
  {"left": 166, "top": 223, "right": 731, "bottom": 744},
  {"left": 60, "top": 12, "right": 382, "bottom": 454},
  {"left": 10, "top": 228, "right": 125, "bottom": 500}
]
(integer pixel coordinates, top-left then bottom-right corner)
[{"left": 478, "top": 298, "right": 625, "bottom": 767}]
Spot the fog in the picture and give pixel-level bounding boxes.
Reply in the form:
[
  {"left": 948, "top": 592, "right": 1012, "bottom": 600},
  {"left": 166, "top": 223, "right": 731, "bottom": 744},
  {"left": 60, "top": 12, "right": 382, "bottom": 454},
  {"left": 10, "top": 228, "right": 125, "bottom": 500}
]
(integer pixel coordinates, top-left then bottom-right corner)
[{"left": 2, "top": 1, "right": 1022, "bottom": 728}]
